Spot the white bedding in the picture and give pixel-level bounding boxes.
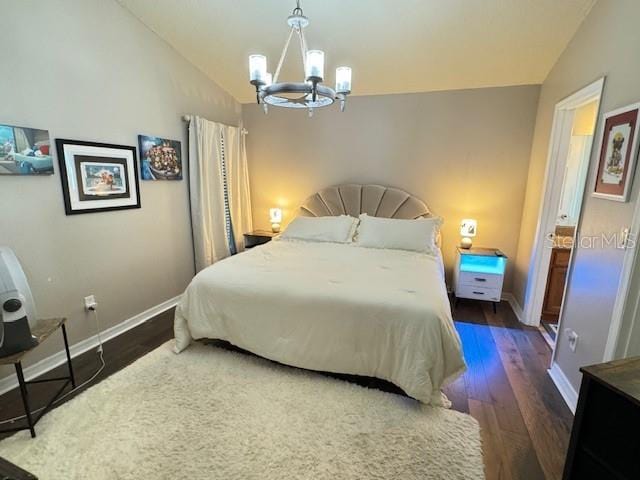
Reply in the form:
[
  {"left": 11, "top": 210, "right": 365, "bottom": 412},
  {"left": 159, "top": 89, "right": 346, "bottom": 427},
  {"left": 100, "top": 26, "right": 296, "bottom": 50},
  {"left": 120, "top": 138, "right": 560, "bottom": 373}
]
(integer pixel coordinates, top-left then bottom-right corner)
[{"left": 174, "top": 239, "right": 465, "bottom": 405}]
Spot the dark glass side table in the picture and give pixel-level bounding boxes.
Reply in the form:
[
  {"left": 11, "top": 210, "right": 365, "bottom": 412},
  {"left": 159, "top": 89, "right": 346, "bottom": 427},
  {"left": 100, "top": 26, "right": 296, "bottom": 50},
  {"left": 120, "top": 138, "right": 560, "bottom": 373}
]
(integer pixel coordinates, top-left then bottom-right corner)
[{"left": 0, "top": 318, "right": 75, "bottom": 439}]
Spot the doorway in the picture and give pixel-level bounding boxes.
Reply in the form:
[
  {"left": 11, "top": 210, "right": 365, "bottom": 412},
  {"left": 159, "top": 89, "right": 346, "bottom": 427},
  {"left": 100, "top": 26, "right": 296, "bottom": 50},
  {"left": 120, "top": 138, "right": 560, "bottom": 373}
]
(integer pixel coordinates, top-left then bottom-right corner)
[
  {"left": 524, "top": 78, "right": 604, "bottom": 349},
  {"left": 540, "top": 100, "right": 599, "bottom": 343}
]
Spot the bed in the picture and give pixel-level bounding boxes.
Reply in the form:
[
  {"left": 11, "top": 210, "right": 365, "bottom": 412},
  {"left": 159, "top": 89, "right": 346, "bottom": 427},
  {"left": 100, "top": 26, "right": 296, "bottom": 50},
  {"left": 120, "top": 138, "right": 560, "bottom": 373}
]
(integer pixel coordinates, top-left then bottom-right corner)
[{"left": 174, "top": 184, "right": 465, "bottom": 406}]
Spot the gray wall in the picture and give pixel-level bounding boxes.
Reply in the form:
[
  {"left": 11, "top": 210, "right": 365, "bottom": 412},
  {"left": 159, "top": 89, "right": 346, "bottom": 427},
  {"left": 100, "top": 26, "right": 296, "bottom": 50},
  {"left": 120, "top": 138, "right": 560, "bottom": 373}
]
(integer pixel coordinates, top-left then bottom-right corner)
[
  {"left": 513, "top": 0, "right": 640, "bottom": 390},
  {"left": 0, "top": 0, "right": 240, "bottom": 379},
  {"left": 243, "top": 86, "right": 540, "bottom": 290}
]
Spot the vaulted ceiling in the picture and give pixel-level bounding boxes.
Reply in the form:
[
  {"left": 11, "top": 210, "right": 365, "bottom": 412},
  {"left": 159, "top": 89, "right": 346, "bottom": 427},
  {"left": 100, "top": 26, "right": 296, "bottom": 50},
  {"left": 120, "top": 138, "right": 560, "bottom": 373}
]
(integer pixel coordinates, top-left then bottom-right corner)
[{"left": 118, "top": 0, "right": 596, "bottom": 103}]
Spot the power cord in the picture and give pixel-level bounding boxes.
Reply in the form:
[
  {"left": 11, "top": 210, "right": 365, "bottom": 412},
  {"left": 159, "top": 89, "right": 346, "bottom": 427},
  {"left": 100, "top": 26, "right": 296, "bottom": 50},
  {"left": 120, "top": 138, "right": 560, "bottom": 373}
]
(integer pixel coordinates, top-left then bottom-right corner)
[{"left": 0, "top": 308, "right": 106, "bottom": 426}]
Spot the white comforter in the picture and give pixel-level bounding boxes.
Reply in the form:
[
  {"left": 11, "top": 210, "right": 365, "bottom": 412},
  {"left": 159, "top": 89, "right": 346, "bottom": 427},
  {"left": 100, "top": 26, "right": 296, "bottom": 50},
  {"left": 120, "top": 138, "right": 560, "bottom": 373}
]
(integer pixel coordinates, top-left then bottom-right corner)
[{"left": 174, "top": 239, "right": 465, "bottom": 405}]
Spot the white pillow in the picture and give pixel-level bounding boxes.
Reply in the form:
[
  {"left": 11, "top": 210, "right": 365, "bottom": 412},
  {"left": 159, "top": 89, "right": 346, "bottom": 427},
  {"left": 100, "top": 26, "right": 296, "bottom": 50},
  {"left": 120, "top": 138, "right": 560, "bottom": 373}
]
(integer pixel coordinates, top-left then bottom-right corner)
[
  {"left": 355, "top": 214, "right": 442, "bottom": 254},
  {"left": 280, "top": 215, "right": 358, "bottom": 243}
]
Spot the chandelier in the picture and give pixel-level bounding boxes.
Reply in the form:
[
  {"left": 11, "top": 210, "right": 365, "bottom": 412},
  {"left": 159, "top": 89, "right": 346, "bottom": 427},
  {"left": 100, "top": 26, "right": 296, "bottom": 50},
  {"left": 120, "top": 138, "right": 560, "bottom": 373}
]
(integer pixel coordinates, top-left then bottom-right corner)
[{"left": 248, "top": 0, "right": 352, "bottom": 116}]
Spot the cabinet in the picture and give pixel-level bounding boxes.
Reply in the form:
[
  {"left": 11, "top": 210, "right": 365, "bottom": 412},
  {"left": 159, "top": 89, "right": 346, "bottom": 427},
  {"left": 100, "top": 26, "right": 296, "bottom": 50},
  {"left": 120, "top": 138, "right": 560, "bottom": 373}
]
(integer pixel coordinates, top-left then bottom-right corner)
[
  {"left": 563, "top": 357, "right": 640, "bottom": 479},
  {"left": 541, "top": 248, "right": 571, "bottom": 322}
]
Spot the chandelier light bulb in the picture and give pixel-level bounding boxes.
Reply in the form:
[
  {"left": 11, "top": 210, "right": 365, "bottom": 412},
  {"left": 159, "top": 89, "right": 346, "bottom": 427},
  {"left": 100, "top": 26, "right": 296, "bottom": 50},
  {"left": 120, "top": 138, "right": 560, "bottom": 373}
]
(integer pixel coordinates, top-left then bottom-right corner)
[
  {"left": 335, "top": 67, "right": 352, "bottom": 94},
  {"left": 249, "top": 54, "right": 267, "bottom": 83},
  {"left": 305, "top": 50, "right": 325, "bottom": 81}
]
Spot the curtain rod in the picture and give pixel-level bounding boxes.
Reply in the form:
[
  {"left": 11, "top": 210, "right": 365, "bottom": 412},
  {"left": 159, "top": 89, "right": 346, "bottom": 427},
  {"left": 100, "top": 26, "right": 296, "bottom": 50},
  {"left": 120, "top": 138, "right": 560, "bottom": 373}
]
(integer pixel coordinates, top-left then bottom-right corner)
[{"left": 182, "top": 115, "right": 248, "bottom": 135}]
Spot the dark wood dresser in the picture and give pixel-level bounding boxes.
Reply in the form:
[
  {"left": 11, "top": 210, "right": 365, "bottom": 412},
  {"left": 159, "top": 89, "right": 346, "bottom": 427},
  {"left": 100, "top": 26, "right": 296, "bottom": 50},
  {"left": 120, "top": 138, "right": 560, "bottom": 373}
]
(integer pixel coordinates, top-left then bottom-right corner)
[{"left": 563, "top": 357, "right": 640, "bottom": 479}]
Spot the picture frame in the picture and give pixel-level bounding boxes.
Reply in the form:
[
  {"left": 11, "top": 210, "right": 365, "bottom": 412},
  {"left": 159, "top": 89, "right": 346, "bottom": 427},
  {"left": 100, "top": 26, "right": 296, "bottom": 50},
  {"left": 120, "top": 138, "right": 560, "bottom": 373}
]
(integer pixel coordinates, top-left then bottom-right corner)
[
  {"left": 138, "top": 135, "right": 182, "bottom": 180},
  {"left": 0, "top": 123, "right": 54, "bottom": 175},
  {"left": 56, "top": 139, "right": 141, "bottom": 215},
  {"left": 592, "top": 102, "right": 640, "bottom": 202}
]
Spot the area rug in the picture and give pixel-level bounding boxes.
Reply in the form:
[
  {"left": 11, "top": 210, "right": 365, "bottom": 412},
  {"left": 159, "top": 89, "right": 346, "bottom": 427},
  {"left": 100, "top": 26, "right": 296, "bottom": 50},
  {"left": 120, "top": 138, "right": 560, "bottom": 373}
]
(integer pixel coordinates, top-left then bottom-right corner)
[{"left": 0, "top": 342, "right": 484, "bottom": 479}]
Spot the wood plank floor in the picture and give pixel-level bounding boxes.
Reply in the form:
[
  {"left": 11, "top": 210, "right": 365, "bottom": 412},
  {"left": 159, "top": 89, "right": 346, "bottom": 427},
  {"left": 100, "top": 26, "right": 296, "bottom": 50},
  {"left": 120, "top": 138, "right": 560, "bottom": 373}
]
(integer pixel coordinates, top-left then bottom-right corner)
[
  {"left": 0, "top": 300, "right": 573, "bottom": 479},
  {"left": 445, "top": 299, "right": 573, "bottom": 480}
]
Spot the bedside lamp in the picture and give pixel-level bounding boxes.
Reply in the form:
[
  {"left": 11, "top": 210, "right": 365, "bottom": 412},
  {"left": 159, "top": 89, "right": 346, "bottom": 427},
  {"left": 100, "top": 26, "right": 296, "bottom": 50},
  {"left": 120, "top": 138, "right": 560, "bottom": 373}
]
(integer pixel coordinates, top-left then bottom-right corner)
[
  {"left": 269, "top": 208, "right": 282, "bottom": 233},
  {"left": 460, "top": 219, "right": 477, "bottom": 249}
]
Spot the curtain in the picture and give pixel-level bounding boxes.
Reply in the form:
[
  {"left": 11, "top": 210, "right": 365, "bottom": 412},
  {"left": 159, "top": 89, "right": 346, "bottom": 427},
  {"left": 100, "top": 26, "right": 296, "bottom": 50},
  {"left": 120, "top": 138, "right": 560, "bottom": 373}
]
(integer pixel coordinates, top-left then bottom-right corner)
[
  {"left": 188, "top": 116, "right": 252, "bottom": 272},
  {"left": 224, "top": 124, "right": 253, "bottom": 252}
]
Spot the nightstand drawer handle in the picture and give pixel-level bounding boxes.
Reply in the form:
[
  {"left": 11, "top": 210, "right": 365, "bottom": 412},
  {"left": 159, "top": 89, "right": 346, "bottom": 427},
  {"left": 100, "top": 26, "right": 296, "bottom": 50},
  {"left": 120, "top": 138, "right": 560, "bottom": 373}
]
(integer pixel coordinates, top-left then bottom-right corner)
[
  {"left": 474, "top": 277, "right": 487, "bottom": 282},
  {"left": 472, "top": 291, "right": 485, "bottom": 295}
]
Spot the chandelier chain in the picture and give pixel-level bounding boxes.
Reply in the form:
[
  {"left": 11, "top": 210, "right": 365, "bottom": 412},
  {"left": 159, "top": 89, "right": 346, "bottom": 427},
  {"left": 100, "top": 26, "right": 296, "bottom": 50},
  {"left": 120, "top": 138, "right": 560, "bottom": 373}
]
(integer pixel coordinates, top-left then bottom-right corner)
[
  {"left": 293, "top": 0, "right": 302, "bottom": 16},
  {"left": 273, "top": 26, "right": 296, "bottom": 84},
  {"left": 297, "top": 25, "right": 308, "bottom": 73}
]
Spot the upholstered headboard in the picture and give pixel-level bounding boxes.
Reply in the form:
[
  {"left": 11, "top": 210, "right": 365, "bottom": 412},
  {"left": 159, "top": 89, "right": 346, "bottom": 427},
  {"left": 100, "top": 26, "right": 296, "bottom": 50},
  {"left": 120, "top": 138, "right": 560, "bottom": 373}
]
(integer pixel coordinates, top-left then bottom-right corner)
[{"left": 299, "top": 184, "right": 432, "bottom": 219}]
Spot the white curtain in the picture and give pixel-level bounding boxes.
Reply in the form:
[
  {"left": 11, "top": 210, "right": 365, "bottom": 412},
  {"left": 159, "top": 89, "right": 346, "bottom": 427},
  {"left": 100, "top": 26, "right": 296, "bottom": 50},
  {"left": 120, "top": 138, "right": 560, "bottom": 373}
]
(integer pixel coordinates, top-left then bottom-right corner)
[
  {"left": 224, "top": 124, "right": 253, "bottom": 252},
  {"left": 188, "top": 116, "right": 253, "bottom": 272}
]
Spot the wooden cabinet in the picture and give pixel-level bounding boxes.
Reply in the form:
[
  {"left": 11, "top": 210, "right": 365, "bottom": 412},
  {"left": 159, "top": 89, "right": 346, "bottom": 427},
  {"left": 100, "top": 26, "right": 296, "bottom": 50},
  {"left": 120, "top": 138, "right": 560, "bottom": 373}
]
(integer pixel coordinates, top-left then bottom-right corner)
[
  {"left": 563, "top": 357, "right": 640, "bottom": 479},
  {"left": 542, "top": 248, "right": 571, "bottom": 321}
]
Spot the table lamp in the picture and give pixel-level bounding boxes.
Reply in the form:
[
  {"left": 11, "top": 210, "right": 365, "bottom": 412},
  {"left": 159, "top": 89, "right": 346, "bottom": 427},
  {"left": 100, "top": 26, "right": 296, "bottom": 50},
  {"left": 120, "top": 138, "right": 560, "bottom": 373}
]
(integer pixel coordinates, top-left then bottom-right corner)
[
  {"left": 269, "top": 208, "right": 282, "bottom": 233},
  {"left": 460, "top": 219, "right": 477, "bottom": 249}
]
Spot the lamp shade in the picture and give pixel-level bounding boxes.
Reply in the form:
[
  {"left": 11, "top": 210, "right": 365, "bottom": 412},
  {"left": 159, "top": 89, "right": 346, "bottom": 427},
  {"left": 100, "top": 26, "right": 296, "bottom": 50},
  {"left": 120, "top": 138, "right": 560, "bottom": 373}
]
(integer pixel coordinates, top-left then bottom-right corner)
[
  {"left": 305, "top": 50, "right": 325, "bottom": 80},
  {"left": 249, "top": 55, "right": 267, "bottom": 83},
  {"left": 269, "top": 208, "right": 283, "bottom": 224},
  {"left": 335, "top": 66, "right": 352, "bottom": 93},
  {"left": 460, "top": 219, "right": 477, "bottom": 237}
]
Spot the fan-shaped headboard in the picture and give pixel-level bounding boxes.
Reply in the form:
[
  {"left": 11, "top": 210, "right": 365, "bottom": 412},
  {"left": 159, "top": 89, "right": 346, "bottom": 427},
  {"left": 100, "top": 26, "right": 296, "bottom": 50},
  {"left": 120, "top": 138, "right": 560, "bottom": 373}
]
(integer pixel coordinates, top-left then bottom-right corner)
[{"left": 299, "top": 184, "right": 431, "bottom": 219}]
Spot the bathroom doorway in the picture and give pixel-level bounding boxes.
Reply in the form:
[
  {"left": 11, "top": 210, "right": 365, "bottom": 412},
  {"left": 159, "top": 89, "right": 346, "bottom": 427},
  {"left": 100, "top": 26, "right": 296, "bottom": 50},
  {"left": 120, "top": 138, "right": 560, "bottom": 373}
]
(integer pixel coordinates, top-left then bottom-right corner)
[
  {"left": 540, "top": 99, "right": 599, "bottom": 344},
  {"left": 524, "top": 78, "right": 604, "bottom": 349}
]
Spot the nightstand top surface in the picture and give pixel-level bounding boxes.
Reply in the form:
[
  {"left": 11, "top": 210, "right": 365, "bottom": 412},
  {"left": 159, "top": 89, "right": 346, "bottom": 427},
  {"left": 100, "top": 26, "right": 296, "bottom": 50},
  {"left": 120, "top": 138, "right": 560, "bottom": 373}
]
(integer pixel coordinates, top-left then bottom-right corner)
[
  {"left": 457, "top": 247, "right": 506, "bottom": 258},
  {"left": 244, "top": 230, "right": 278, "bottom": 238}
]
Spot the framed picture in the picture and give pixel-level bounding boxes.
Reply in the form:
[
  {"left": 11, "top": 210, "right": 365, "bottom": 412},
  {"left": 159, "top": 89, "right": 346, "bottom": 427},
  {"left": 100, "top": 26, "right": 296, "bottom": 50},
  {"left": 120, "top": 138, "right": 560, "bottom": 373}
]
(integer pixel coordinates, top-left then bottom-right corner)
[
  {"left": 0, "top": 124, "right": 53, "bottom": 175},
  {"left": 56, "top": 139, "right": 141, "bottom": 215},
  {"left": 593, "top": 102, "right": 640, "bottom": 202},
  {"left": 138, "top": 135, "right": 182, "bottom": 180}
]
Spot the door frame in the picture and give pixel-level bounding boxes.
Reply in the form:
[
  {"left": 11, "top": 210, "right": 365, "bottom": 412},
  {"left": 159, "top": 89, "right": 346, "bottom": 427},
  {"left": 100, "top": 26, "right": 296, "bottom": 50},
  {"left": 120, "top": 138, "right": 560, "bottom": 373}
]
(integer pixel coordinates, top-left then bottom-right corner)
[
  {"left": 603, "top": 177, "right": 640, "bottom": 360},
  {"left": 522, "top": 78, "right": 605, "bottom": 330}
]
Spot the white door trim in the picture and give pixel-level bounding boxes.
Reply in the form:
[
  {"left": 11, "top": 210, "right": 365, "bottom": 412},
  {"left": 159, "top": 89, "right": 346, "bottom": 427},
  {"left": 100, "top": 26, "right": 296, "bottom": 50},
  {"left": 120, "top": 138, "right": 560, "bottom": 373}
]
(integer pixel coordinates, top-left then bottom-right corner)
[
  {"left": 522, "top": 78, "right": 605, "bottom": 328},
  {"left": 603, "top": 185, "right": 640, "bottom": 360}
]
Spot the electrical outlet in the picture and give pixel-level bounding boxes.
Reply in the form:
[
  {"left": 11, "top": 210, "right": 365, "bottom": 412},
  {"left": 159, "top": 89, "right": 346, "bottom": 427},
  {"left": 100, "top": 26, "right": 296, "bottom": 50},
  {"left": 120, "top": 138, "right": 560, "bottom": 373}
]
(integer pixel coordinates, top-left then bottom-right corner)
[
  {"left": 84, "top": 295, "right": 97, "bottom": 311},
  {"left": 565, "top": 328, "right": 579, "bottom": 352}
]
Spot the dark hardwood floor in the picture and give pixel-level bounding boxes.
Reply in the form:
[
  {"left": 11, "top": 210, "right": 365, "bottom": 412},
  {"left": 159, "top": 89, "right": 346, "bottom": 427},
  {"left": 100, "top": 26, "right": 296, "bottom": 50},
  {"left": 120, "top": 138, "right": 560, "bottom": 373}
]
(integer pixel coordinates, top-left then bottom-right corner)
[
  {"left": 0, "top": 300, "right": 573, "bottom": 480},
  {"left": 446, "top": 299, "right": 573, "bottom": 480}
]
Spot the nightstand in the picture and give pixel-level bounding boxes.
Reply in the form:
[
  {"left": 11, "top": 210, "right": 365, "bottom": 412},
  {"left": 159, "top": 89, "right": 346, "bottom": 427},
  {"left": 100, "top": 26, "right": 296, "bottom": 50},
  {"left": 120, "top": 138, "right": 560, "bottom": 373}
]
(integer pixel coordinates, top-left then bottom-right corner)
[
  {"left": 453, "top": 247, "right": 507, "bottom": 313},
  {"left": 244, "top": 230, "right": 278, "bottom": 249}
]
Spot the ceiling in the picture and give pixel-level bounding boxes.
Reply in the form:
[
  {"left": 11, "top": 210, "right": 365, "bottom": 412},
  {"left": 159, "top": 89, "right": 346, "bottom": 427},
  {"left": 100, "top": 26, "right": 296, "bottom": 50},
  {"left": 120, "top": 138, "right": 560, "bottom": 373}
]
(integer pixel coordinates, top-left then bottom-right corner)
[{"left": 117, "top": 0, "right": 596, "bottom": 103}]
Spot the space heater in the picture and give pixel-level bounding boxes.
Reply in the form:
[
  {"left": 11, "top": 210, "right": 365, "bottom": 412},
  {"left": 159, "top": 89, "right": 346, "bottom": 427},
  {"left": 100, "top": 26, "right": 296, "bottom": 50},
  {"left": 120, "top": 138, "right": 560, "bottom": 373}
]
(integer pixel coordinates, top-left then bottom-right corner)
[{"left": 0, "top": 247, "right": 38, "bottom": 357}]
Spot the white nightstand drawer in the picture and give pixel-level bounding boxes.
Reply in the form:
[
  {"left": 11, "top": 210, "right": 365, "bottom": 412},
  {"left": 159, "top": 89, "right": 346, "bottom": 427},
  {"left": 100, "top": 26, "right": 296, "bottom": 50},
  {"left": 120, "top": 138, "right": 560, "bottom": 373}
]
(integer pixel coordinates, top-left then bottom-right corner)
[
  {"left": 456, "top": 285, "right": 501, "bottom": 302},
  {"left": 458, "top": 271, "right": 503, "bottom": 289}
]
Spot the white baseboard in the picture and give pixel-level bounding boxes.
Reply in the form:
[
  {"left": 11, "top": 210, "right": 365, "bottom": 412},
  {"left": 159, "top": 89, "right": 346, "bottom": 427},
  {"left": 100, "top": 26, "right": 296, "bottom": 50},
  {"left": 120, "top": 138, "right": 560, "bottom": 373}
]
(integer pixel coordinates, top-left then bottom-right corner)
[
  {"left": 502, "top": 292, "right": 527, "bottom": 324},
  {"left": 548, "top": 362, "right": 578, "bottom": 414},
  {"left": 0, "top": 295, "right": 181, "bottom": 396}
]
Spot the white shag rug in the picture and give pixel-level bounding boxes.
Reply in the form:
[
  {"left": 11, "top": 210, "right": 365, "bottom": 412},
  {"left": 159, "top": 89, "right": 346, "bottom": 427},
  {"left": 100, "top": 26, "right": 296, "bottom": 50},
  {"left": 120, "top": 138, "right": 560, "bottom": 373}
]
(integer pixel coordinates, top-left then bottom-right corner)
[{"left": 0, "top": 342, "right": 484, "bottom": 479}]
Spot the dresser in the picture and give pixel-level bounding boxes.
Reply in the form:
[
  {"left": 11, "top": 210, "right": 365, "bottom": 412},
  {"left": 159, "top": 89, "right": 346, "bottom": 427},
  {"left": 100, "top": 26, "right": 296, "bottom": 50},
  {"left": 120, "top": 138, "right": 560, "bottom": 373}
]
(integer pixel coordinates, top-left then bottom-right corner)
[
  {"left": 563, "top": 357, "right": 640, "bottom": 479},
  {"left": 453, "top": 247, "right": 507, "bottom": 313}
]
